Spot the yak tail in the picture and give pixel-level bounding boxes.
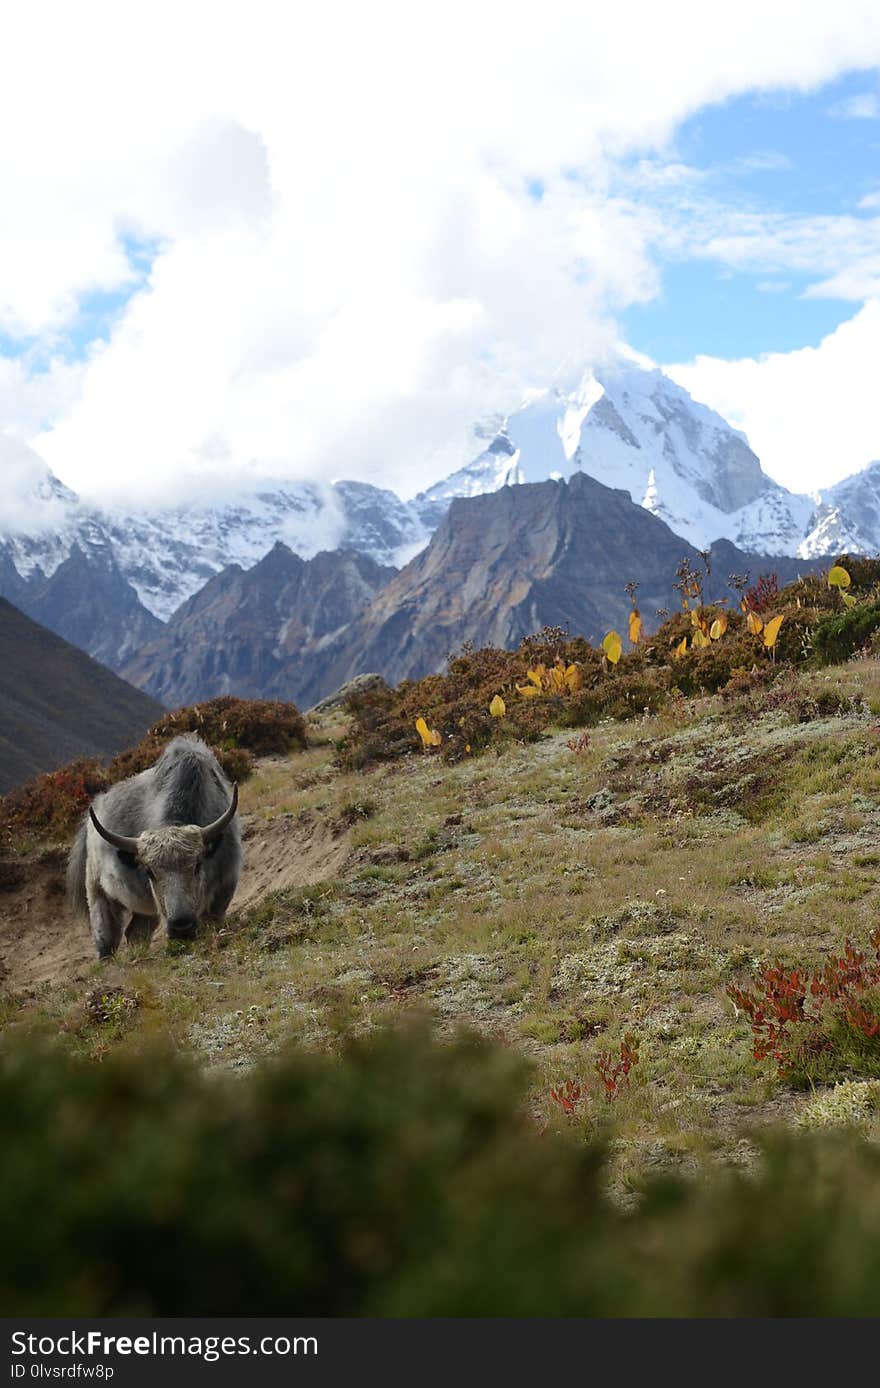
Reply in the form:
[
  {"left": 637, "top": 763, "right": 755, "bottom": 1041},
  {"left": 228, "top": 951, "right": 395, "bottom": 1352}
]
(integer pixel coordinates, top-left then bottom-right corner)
[{"left": 67, "top": 819, "right": 89, "bottom": 920}]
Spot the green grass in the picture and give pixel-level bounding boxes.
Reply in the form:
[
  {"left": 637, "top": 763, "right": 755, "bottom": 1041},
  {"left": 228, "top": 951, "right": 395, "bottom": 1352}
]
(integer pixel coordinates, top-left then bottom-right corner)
[{"left": 4, "top": 658, "right": 880, "bottom": 1173}]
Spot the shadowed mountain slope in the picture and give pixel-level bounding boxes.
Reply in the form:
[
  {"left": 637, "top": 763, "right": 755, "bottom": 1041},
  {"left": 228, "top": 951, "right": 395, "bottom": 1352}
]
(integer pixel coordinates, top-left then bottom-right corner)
[
  {"left": 11, "top": 544, "right": 165, "bottom": 670},
  {"left": 0, "top": 598, "right": 163, "bottom": 792},
  {"left": 121, "top": 545, "right": 396, "bottom": 707}
]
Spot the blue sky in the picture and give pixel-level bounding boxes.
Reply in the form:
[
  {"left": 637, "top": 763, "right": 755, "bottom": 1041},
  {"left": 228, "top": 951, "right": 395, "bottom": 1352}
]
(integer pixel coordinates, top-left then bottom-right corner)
[
  {"left": 621, "top": 71, "right": 880, "bottom": 361},
  {"left": 0, "top": 234, "right": 158, "bottom": 371}
]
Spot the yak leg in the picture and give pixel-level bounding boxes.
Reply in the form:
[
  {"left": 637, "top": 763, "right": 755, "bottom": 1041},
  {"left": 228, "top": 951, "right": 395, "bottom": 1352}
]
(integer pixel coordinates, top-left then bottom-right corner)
[
  {"left": 89, "top": 892, "right": 127, "bottom": 959},
  {"left": 125, "top": 913, "right": 157, "bottom": 947}
]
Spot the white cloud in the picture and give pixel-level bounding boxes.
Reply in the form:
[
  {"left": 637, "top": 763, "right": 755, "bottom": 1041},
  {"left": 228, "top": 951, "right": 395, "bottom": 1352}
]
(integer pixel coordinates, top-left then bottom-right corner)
[
  {"left": 613, "top": 160, "right": 880, "bottom": 300},
  {"left": 727, "top": 150, "right": 794, "bottom": 173},
  {"left": 0, "top": 355, "right": 83, "bottom": 440},
  {"left": 0, "top": 433, "right": 73, "bottom": 533},
  {"left": 666, "top": 300, "right": 880, "bottom": 492},
  {"left": 1, "top": 1, "right": 880, "bottom": 504},
  {"left": 703, "top": 211, "right": 880, "bottom": 299},
  {"left": 755, "top": 280, "right": 792, "bottom": 293},
  {"left": 828, "top": 91, "right": 880, "bottom": 117}
]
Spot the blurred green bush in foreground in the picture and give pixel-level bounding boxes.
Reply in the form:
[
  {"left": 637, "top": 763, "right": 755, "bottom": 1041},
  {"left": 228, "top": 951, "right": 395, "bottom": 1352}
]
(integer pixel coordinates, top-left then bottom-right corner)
[{"left": 2, "top": 1025, "right": 880, "bottom": 1316}]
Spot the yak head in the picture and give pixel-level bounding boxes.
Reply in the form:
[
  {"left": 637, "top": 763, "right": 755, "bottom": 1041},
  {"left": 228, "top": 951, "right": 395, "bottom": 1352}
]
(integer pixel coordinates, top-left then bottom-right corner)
[{"left": 89, "top": 786, "right": 238, "bottom": 939}]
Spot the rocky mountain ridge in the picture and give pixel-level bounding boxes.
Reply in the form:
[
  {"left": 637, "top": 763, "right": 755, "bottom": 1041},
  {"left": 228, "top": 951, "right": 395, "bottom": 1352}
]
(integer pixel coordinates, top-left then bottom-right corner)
[
  {"left": 120, "top": 472, "right": 827, "bottom": 711},
  {"left": 120, "top": 545, "right": 395, "bottom": 708}
]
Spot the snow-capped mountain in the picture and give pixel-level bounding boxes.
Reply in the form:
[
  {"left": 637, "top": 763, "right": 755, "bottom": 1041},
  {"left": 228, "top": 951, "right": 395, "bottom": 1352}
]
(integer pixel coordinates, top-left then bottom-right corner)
[
  {"left": 0, "top": 436, "right": 429, "bottom": 622},
  {"left": 798, "top": 461, "right": 880, "bottom": 559},
  {"left": 3, "top": 355, "right": 879, "bottom": 675},
  {"left": 416, "top": 362, "right": 819, "bottom": 556},
  {"left": 0, "top": 435, "right": 90, "bottom": 582},
  {"left": 414, "top": 423, "right": 520, "bottom": 530}
]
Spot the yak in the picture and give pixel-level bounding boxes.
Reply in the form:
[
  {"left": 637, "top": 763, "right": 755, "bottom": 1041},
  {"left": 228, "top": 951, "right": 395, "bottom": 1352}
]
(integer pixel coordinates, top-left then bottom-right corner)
[{"left": 68, "top": 735, "right": 242, "bottom": 958}]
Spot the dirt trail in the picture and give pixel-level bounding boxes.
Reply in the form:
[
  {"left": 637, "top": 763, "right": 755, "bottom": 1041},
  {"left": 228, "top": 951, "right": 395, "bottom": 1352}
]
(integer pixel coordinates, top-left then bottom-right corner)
[
  {"left": 0, "top": 847, "right": 92, "bottom": 995},
  {"left": 0, "top": 810, "right": 351, "bottom": 996},
  {"left": 233, "top": 811, "right": 350, "bottom": 911}
]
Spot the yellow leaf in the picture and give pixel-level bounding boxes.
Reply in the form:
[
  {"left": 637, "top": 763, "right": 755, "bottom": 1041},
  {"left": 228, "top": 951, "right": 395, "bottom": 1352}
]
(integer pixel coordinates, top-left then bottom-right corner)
[
  {"left": 841, "top": 590, "right": 857, "bottom": 607},
  {"left": 673, "top": 636, "right": 688, "bottom": 660},
  {"left": 747, "top": 610, "right": 764, "bottom": 636},
  {"left": 740, "top": 597, "right": 748, "bottom": 613},
  {"left": 527, "top": 667, "right": 545, "bottom": 688},
  {"left": 516, "top": 684, "right": 542, "bottom": 698},
  {"left": 564, "top": 663, "right": 583, "bottom": 692},
  {"left": 550, "top": 664, "right": 566, "bottom": 691},
  {"left": 629, "top": 610, "right": 642, "bottom": 645},
  {"left": 465, "top": 744, "right": 471, "bottom": 754},
  {"left": 762, "top": 614, "right": 785, "bottom": 649},
  {"left": 415, "top": 717, "right": 441, "bottom": 749},
  {"left": 710, "top": 613, "right": 728, "bottom": 640},
  {"left": 602, "top": 631, "right": 622, "bottom": 665},
  {"left": 828, "top": 565, "right": 852, "bottom": 589},
  {"left": 489, "top": 695, "right": 506, "bottom": 718},
  {"left": 692, "top": 628, "right": 709, "bottom": 649}
]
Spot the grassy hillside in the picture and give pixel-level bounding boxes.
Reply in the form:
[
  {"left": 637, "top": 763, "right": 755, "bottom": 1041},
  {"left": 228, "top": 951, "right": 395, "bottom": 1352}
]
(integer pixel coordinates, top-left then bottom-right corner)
[
  {"left": 3, "top": 562, "right": 880, "bottom": 1313},
  {"left": 4, "top": 656, "right": 880, "bottom": 1142},
  {"left": 0, "top": 597, "right": 163, "bottom": 792}
]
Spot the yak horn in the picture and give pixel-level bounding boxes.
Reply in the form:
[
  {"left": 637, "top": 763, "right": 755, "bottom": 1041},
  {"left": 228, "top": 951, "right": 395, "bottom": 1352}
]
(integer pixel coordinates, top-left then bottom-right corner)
[
  {"left": 201, "top": 783, "right": 238, "bottom": 843},
  {"left": 89, "top": 807, "right": 140, "bottom": 854}
]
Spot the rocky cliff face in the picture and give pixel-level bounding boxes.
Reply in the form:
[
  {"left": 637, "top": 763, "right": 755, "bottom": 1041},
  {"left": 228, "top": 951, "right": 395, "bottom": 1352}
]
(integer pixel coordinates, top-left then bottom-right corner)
[
  {"left": 120, "top": 544, "right": 396, "bottom": 708},
  {"left": 13, "top": 544, "right": 165, "bottom": 669}
]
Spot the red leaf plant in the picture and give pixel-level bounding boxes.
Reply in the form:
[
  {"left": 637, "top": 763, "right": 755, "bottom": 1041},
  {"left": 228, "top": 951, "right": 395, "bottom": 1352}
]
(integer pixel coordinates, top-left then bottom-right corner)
[
  {"left": 550, "top": 1034, "right": 640, "bottom": 1114},
  {"left": 728, "top": 927, "right": 880, "bottom": 1078}
]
